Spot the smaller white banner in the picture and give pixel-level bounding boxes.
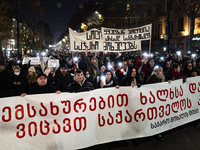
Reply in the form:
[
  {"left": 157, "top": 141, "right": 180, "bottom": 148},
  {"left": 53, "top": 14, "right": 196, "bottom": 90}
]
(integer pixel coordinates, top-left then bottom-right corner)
[
  {"left": 30, "top": 57, "right": 41, "bottom": 65},
  {"left": 43, "top": 57, "right": 50, "bottom": 63},
  {"left": 48, "top": 59, "right": 60, "bottom": 68},
  {"left": 22, "top": 57, "right": 30, "bottom": 65}
]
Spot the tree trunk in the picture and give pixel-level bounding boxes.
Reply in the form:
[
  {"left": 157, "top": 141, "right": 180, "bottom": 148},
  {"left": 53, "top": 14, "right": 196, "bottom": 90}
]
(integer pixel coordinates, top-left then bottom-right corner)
[
  {"left": 189, "top": 16, "right": 195, "bottom": 52},
  {"left": 0, "top": 40, "right": 5, "bottom": 63}
]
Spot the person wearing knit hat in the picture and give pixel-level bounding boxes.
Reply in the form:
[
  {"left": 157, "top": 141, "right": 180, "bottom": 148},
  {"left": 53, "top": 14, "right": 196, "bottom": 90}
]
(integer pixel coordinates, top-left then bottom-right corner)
[
  {"left": 28, "top": 66, "right": 36, "bottom": 73},
  {"left": 26, "top": 66, "right": 37, "bottom": 92}
]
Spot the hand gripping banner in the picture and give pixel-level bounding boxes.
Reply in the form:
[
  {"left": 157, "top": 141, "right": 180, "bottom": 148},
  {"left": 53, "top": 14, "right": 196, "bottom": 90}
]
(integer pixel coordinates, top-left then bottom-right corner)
[{"left": 0, "top": 76, "right": 200, "bottom": 150}]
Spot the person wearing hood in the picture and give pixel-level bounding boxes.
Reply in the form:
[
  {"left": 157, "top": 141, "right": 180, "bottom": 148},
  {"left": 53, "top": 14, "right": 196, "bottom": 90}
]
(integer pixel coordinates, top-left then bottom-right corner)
[
  {"left": 67, "top": 69, "right": 94, "bottom": 93},
  {"left": 56, "top": 63, "right": 73, "bottom": 92},
  {"left": 8, "top": 65, "right": 27, "bottom": 97},
  {"left": 84, "top": 46, "right": 99, "bottom": 84}
]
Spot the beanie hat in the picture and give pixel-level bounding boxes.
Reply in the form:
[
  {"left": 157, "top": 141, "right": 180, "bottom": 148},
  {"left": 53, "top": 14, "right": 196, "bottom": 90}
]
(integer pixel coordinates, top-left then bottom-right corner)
[
  {"left": 28, "top": 66, "right": 36, "bottom": 73},
  {"left": 37, "top": 73, "right": 47, "bottom": 79}
]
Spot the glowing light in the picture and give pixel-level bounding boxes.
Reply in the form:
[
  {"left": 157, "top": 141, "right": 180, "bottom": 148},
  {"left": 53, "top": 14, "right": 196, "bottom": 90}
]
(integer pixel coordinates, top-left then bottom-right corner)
[
  {"left": 176, "top": 51, "right": 181, "bottom": 55},
  {"left": 73, "top": 57, "right": 78, "bottom": 62},
  {"left": 41, "top": 52, "right": 46, "bottom": 56},
  {"left": 192, "top": 54, "right": 196, "bottom": 58},
  {"left": 154, "top": 65, "right": 159, "bottom": 69},
  {"left": 118, "top": 63, "right": 122, "bottom": 67},
  {"left": 108, "top": 64, "right": 112, "bottom": 69}
]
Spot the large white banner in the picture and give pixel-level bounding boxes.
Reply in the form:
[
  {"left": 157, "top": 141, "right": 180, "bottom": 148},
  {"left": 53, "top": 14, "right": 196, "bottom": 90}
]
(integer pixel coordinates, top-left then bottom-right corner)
[
  {"left": 0, "top": 77, "right": 200, "bottom": 150},
  {"left": 101, "top": 24, "right": 152, "bottom": 52},
  {"left": 69, "top": 28, "right": 104, "bottom": 52}
]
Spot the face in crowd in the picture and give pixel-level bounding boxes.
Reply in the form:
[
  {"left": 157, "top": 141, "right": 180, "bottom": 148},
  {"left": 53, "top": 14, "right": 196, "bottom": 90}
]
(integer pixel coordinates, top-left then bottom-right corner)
[
  {"left": 85, "top": 71, "right": 90, "bottom": 78},
  {"left": 100, "top": 65, "right": 106, "bottom": 73},
  {"left": 187, "top": 63, "right": 193, "bottom": 71},
  {"left": 166, "top": 61, "right": 170, "bottom": 68},
  {"left": 0, "top": 64, "right": 5, "bottom": 71},
  {"left": 60, "top": 67, "right": 68, "bottom": 76},
  {"left": 37, "top": 76, "right": 47, "bottom": 86},
  {"left": 122, "top": 61, "right": 128, "bottom": 69},
  {"left": 175, "top": 65, "right": 181, "bottom": 73},
  {"left": 131, "top": 68, "right": 136, "bottom": 78},
  {"left": 106, "top": 71, "right": 112, "bottom": 81},
  {"left": 91, "top": 57, "right": 97, "bottom": 62},
  {"left": 158, "top": 68, "right": 164, "bottom": 77},
  {"left": 149, "top": 59, "right": 155, "bottom": 68},
  {"left": 75, "top": 72, "right": 84, "bottom": 83},
  {"left": 29, "top": 71, "right": 33, "bottom": 76},
  {"left": 14, "top": 69, "right": 20, "bottom": 76}
]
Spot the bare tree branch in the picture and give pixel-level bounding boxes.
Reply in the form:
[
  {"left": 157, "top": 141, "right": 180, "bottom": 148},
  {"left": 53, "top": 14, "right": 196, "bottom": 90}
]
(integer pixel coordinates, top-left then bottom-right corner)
[{"left": 176, "top": 0, "right": 190, "bottom": 16}]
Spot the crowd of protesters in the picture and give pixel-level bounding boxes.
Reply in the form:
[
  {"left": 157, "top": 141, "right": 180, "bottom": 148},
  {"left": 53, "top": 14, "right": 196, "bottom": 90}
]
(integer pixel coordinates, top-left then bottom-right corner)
[{"left": 0, "top": 47, "right": 199, "bottom": 98}]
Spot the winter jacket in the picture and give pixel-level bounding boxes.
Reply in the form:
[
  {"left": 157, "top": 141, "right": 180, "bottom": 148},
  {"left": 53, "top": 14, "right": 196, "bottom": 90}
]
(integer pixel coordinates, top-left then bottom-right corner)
[
  {"left": 85, "top": 56, "right": 99, "bottom": 83},
  {"left": 97, "top": 78, "right": 119, "bottom": 88},
  {"left": 8, "top": 72, "right": 27, "bottom": 97},
  {"left": 141, "top": 64, "right": 153, "bottom": 84},
  {"left": 67, "top": 78, "right": 94, "bottom": 93},
  {"left": 28, "top": 83, "right": 56, "bottom": 95},
  {"left": 56, "top": 72, "right": 74, "bottom": 92},
  {"left": 121, "top": 76, "right": 141, "bottom": 87},
  {"left": 0, "top": 70, "right": 10, "bottom": 98}
]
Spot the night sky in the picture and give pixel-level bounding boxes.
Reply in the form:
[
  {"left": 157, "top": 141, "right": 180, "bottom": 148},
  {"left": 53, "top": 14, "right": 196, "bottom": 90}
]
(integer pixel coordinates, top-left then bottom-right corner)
[{"left": 19, "top": 0, "right": 88, "bottom": 43}]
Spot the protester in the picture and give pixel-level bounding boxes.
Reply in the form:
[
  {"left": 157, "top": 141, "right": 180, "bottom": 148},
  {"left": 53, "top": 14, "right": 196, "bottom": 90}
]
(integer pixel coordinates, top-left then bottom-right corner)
[
  {"left": 141, "top": 58, "right": 155, "bottom": 84},
  {"left": 0, "top": 62, "right": 10, "bottom": 98},
  {"left": 8, "top": 65, "right": 27, "bottom": 97},
  {"left": 93, "top": 65, "right": 106, "bottom": 89},
  {"left": 27, "top": 66, "right": 37, "bottom": 91},
  {"left": 47, "top": 67, "right": 58, "bottom": 88},
  {"left": 21, "top": 73, "right": 61, "bottom": 96},
  {"left": 84, "top": 47, "right": 99, "bottom": 84},
  {"left": 168, "top": 63, "right": 181, "bottom": 80},
  {"left": 182, "top": 61, "right": 193, "bottom": 77},
  {"left": 121, "top": 67, "right": 141, "bottom": 87},
  {"left": 97, "top": 70, "right": 119, "bottom": 88},
  {"left": 67, "top": 69, "right": 94, "bottom": 93},
  {"left": 147, "top": 66, "right": 166, "bottom": 84},
  {"left": 116, "top": 61, "right": 129, "bottom": 84},
  {"left": 56, "top": 63, "right": 73, "bottom": 92}
]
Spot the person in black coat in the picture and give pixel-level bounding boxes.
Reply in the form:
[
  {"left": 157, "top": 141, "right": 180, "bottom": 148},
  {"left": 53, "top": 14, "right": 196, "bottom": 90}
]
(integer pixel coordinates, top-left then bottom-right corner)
[
  {"left": 67, "top": 69, "right": 94, "bottom": 93},
  {"left": 21, "top": 73, "right": 61, "bottom": 96},
  {"left": 97, "top": 70, "right": 119, "bottom": 89},
  {"left": 121, "top": 67, "right": 141, "bottom": 88},
  {"left": 56, "top": 63, "right": 73, "bottom": 92},
  {"left": 0, "top": 62, "right": 10, "bottom": 98},
  {"left": 8, "top": 65, "right": 27, "bottom": 97}
]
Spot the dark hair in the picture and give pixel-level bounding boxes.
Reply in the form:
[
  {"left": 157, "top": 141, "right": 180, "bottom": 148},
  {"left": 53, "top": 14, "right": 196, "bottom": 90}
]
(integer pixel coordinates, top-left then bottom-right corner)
[
  {"left": 171, "top": 63, "right": 179, "bottom": 70},
  {"left": 105, "top": 70, "right": 114, "bottom": 80},
  {"left": 147, "top": 58, "right": 154, "bottom": 68},
  {"left": 184, "top": 61, "right": 193, "bottom": 71},
  {"left": 75, "top": 69, "right": 83, "bottom": 75}
]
